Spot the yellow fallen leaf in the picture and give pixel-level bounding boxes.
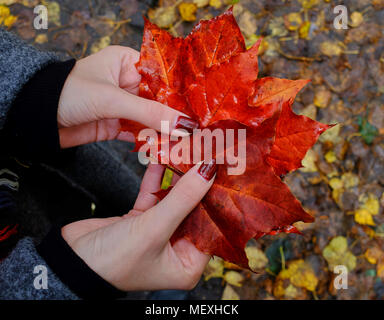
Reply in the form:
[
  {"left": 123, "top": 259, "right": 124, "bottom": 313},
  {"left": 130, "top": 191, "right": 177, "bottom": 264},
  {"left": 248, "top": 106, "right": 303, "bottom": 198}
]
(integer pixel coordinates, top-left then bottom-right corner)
[
  {"left": 298, "top": 0, "right": 320, "bottom": 9},
  {"left": 43, "top": 1, "right": 61, "bottom": 26},
  {"left": 204, "top": 257, "right": 224, "bottom": 281},
  {"left": 245, "top": 35, "right": 268, "bottom": 53},
  {"left": 3, "top": 13, "right": 16, "bottom": 27},
  {"left": 299, "top": 104, "right": 317, "bottom": 120},
  {"left": 284, "top": 284, "right": 300, "bottom": 299},
  {"left": 377, "top": 258, "right": 384, "bottom": 279},
  {"left": 300, "top": 149, "right": 318, "bottom": 173},
  {"left": 209, "top": 0, "right": 222, "bottom": 9},
  {"left": 332, "top": 188, "right": 343, "bottom": 206},
  {"left": 319, "top": 124, "right": 341, "bottom": 144},
  {"left": 193, "top": 0, "right": 210, "bottom": 8},
  {"left": 245, "top": 34, "right": 258, "bottom": 50},
  {"left": 359, "top": 193, "right": 380, "bottom": 216},
  {"left": 365, "top": 247, "right": 383, "bottom": 264},
  {"left": 328, "top": 177, "right": 343, "bottom": 205},
  {"left": 325, "top": 150, "right": 337, "bottom": 163},
  {"left": 349, "top": 12, "right": 363, "bottom": 28},
  {"left": 90, "top": 36, "right": 111, "bottom": 54},
  {"left": 355, "top": 209, "right": 375, "bottom": 226},
  {"left": 269, "top": 17, "right": 288, "bottom": 37},
  {"left": 354, "top": 193, "right": 380, "bottom": 226},
  {"left": 327, "top": 170, "right": 339, "bottom": 179},
  {"left": 273, "top": 278, "right": 286, "bottom": 298},
  {"left": 238, "top": 10, "right": 257, "bottom": 38},
  {"left": 299, "top": 21, "right": 311, "bottom": 39},
  {"left": 0, "top": 4, "right": 17, "bottom": 28},
  {"left": 245, "top": 246, "right": 268, "bottom": 271},
  {"left": 149, "top": 6, "right": 177, "bottom": 29},
  {"left": 223, "top": 271, "right": 244, "bottom": 287},
  {"left": 278, "top": 259, "right": 318, "bottom": 292},
  {"left": 160, "top": 168, "right": 174, "bottom": 190},
  {"left": 293, "top": 221, "right": 313, "bottom": 232},
  {"left": 314, "top": 86, "right": 331, "bottom": 108},
  {"left": 1, "top": 0, "right": 38, "bottom": 6},
  {"left": 319, "top": 41, "right": 343, "bottom": 57},
  {"left": 221, "top": 284, "right": 240, "bottom": 300},
  {"left": 35, "top": 33, "right": 48, "bottom": 44},
  {"left": 285, "top": 12, "right": 302, "bottom": 31},
  {"left": 322, "top": 236, "right": 356, "bottom": 271},
  {"left": 341, "top": 172, "right": 359, "bottom": 189},
  {"left": 0, "top": 5, "right": 10, "bottom": 17},
  {"left": 179, "top": 2, "right": 197, "bottom": 22}
]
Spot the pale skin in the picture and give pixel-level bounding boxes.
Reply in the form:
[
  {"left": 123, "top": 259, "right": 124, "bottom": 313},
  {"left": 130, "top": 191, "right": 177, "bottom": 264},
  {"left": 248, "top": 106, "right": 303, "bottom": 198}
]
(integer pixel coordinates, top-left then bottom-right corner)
[{"left": 58, "top": 46, "right": 214, "bottom": 291}]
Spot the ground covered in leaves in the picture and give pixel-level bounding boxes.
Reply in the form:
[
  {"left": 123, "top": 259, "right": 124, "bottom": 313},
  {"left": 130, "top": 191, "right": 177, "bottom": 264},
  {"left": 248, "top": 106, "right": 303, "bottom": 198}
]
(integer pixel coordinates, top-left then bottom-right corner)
[{"left": 2, "top": 0, "right": 384, "bottom": 300}]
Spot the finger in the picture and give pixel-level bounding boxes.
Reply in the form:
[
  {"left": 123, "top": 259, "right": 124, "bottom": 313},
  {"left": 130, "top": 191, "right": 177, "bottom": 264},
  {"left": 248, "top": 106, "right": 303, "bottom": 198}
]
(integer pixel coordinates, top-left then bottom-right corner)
[
  {"left": 59, "top": 119, "right": 135, "bottom": 148},
  {"left": 98, "top": 86, "right": 199, "bottom": 137},
  {"left": 133, "top": 164, "right": 165, "bottom": 211},
  {"left": 62, "top": 217, "right": 122, "bottom": 246},
  {"left": 146, "top": 160, "right": 217, "bottom": 241}
]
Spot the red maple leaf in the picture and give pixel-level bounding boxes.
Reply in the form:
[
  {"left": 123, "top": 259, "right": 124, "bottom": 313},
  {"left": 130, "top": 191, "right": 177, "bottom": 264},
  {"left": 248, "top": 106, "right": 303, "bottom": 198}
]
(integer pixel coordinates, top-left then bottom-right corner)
[{"left": 120, "top": 8, "right": 332, "bottom": 269}]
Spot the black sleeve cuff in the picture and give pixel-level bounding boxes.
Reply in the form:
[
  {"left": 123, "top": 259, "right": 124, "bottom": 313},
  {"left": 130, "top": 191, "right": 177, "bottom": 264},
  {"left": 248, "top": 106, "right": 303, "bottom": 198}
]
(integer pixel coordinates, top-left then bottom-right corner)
[
  {"left": 36, "top": 224, "right": 126, "bottom": 300},
  {"left": 3, "top": 59, "right": 76, "bottom": 162}
]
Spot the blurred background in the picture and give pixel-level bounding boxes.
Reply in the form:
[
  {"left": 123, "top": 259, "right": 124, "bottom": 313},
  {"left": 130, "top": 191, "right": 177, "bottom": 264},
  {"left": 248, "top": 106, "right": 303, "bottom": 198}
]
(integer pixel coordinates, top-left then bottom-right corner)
[{"left": 1, "top": 0, "right": 383, "bottom": 300}]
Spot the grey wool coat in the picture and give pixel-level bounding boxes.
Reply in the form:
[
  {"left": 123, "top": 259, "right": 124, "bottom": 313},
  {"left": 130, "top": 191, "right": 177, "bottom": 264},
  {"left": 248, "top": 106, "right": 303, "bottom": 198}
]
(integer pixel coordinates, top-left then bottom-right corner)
[{"left": 0, "top": 28, "right": 142, "bottom": 299}]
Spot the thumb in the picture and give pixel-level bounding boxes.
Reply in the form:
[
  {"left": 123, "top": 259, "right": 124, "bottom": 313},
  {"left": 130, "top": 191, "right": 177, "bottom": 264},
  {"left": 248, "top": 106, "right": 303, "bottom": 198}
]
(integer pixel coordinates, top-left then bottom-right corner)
[
  {"left": 98, "top": 85, "right": 199, "bottom": 135},
  {"left": 145, "top": 160, "right": 217, "bottom": 242}
]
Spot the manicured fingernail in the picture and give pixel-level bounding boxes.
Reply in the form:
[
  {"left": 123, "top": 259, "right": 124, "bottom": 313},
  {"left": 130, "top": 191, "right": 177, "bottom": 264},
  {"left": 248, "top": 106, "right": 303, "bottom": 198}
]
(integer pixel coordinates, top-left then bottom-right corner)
[
  {"left": 146, "top": 149, "right": 151, "bottom": 158},
  {"left": 175, "top": 116, "right": 199, "bottom": 134},
  {"left": 198, "top": 159, "right": 217, "bottom": 181}
]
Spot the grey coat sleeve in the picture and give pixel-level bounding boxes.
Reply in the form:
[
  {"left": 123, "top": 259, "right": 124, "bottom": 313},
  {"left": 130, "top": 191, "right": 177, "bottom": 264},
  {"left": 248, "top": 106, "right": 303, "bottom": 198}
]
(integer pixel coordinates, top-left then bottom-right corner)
[
  {"left": 0, "top": 238, "right": 78, "bottom": 300},
  {"left": 0, "top": 28, "right": 57, "bottom": 131},
  {"left": 0, "top": 28, "right": 141, "bottom": 214},
  {"left": 0, "top": 29, "right": 79, "bottom": 299},
  {"left": 0, "top": 29, "right": 141, "bottom": 299}
]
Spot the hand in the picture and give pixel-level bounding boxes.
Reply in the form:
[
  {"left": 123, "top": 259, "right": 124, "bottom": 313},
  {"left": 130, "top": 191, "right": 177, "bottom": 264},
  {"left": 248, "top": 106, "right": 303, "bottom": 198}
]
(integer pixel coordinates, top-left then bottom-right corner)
[
  {"left": 57, "top": 46, "right": 198, "bottom": 148},
  {"left": 61, "top": 161, "right": 217, "bottom": 291}
]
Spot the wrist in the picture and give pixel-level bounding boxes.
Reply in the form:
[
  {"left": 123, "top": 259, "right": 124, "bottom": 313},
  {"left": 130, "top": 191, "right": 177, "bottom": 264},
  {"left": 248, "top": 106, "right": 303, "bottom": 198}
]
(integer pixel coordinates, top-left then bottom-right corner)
[{"left": 37, "top": 224, "right": 126, "bottom": 299}]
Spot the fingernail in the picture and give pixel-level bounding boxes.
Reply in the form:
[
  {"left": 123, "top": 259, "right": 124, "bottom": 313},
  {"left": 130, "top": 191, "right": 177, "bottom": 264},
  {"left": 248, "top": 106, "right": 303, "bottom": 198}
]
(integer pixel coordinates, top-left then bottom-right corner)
[
  {"left": 198, "top": 159, "right": 217, "bottom": 181},
  {"left": 175, "top": 116, "right": 199, "bottom": 134},
  {"left": 146, "top": 149, "right": 151, "bottom": 158}
]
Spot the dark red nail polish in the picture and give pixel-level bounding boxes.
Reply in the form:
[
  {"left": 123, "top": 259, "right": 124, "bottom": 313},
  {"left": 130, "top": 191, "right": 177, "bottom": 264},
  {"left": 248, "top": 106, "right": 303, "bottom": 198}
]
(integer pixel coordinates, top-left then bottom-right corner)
[
  {"left": 175, "top": 116, "right": 199, "bottom": 134},
  {"left": 198, "top": 159, "right": 217, "bottom": 181},
  {"left": 146, "top": 149, "right": 151, "bottom": 157}
]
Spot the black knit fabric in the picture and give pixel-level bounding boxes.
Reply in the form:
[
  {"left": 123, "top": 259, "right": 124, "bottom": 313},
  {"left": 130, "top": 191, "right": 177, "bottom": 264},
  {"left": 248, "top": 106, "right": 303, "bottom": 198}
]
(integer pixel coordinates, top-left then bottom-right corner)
[
  {"left": 2, "top": 59, "right": 126, "bottom": 299},
  {"left": 3, "top": 59, "right": 76, "bottom": 161}
]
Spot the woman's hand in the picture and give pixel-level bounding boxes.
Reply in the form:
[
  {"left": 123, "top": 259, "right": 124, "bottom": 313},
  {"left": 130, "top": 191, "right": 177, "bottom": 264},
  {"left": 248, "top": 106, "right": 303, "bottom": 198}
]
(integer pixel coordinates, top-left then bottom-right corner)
[
  {"left": 57, "top": 46, "right": 198, "bottom": 148},
  {"left": 61, "top": 161, "right": 216, "bottom": 291}
]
